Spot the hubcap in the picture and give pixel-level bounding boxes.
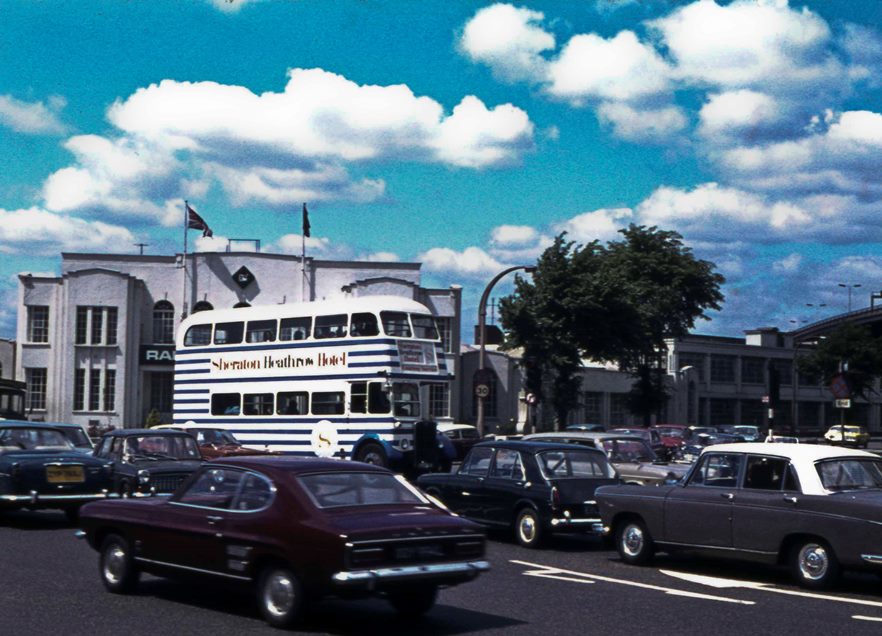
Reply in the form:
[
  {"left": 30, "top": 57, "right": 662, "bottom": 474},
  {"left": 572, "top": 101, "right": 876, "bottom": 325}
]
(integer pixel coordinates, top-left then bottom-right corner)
[
  {"left": 103, "top": 545, "right": 126, "bottom": 584},
  {"left": 263, "top": 571, "right": 295, "bottom": 618},
  {"left": 362, "top": 451, "right": 383, "bottom": 465},
  {"left": 799, "top": 544, "right": 829, "bottom": 580},
  {"left": 623, "top": 525, "right": 644, "bottom": 556},
  {"left": 519, "top": 514, "right": 536, "bottom": 543}
]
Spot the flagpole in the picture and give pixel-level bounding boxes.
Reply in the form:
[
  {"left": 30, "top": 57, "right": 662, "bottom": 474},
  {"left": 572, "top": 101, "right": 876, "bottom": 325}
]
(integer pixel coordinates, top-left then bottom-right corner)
[
  {"left": 301, "top": 202, "right": 307, "bottom": 302},
  {"left": 181, "top": 200, "right": 189, "bottom": 320}
]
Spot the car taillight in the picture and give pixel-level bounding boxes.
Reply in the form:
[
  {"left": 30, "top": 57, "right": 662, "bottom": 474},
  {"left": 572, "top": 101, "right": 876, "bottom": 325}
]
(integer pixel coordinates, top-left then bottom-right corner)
[{"left": 550, "top": 486, "right": 560, "bottom": 510}]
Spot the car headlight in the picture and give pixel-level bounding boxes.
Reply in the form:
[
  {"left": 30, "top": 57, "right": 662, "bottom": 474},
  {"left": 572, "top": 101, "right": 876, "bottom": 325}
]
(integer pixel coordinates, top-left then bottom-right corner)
[
  {"left": 400, "top": 438, "right": 411, "bottom": 450},
  {"left": 137, "top": 469, "right": 150, "bottom": 485}
]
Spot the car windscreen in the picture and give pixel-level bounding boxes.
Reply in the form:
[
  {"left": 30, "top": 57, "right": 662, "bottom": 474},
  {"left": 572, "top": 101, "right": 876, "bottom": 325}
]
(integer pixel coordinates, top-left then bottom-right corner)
[
  {"left": 816, "top": 458, "right": 882, "bottom": 491},
  {"left": 536, "top": 449, "right": 616, "bottom": 479},
  {"left": 600, "top": 439, "right": 655, "bottom": 463},
  {"left": 656, "top": 427, "right": 685, "bottom": 438},
  {"left": 297, "top": 472, "right": 427, "bottom": 508},
  {"left": 126, "top": 435, "right": 201, "bottom": 460},
  {"left": 0, "top": 427, "right": 75, "bottom": 451},
  {"left": 60, "top": 427, "right": 92, "bottom": 448}
]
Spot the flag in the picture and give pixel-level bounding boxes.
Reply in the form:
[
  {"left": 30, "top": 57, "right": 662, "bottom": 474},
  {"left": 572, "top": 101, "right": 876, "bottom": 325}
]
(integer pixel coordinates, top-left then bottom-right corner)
[
  {"left": 302, "top": 203, "right": 310, "bottom": 238},
  {"left": 186, "top": 203, "right": 213, "bottom": 237}
]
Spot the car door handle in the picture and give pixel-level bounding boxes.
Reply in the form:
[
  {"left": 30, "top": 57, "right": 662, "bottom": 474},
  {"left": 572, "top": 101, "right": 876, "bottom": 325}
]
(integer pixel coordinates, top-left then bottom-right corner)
[
  {"left": 720, "top": 493, "right": 734, "bottom": 500},
  {"left": 462, "top": 491, "right": 471, "bottom": 497},
  {"left": 206, "top": 515, "right": 223, "bottom": 525},
  {"left": 783, "top": 495, "right": 798, "bottom": 504}
]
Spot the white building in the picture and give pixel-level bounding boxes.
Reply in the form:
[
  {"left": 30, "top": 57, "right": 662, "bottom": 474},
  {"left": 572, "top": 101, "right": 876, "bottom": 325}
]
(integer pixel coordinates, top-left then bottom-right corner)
[{"left": 16, "top": 251, "right": 461, "bottom": 429}]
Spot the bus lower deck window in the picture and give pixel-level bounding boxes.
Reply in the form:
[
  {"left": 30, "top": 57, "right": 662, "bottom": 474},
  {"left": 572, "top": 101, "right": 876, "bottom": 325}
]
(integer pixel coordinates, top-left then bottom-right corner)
[
  {"left": 244, "top": 393, "right": 274, "bottom": 415},
  {"left": 312, "top": 391, "right": 345, "bottom": 415},
  {"left": 212, "top": 393, "right": 241, "bottom": 415},
  {"left": 277, "top": 391, "right": 308, "bottom": 415}
]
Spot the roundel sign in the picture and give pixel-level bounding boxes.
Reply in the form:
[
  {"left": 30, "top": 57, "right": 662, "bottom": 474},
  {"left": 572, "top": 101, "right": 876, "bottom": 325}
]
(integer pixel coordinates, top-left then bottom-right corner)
[
  {"left": 473, "top": 368, "right": 493, "bottom": 399},
  {"left": 310, "top": 421, "right": 338, "bottom": 458}
]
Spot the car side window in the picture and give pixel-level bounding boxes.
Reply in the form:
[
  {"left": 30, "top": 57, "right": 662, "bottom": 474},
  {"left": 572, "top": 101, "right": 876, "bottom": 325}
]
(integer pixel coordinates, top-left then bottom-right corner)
[
  {"left": 743, "top": 456, "right": 788, "bottom": 491},
  {"left": 176, "top": 468, "right": 243, "bottom": 509},
  {"left": 491, "top": 449, "right": 524, "bottom": 480},
  {"left": 460, "top": 447, "right": 493, "bottom": 477},
  {"left": 783, "top": 464, "right": 801, "bottom": 492},
  {"left": 232, "top": 472, "right": 274, "bottom": 511},
  {"left": 689, "top": 453, "right": 743, "bottom": 487}
]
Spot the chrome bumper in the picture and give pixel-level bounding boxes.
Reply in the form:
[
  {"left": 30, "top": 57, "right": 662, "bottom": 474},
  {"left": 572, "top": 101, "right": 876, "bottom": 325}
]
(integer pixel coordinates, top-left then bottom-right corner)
[
  {"left": 0, "top": 489, "right": 112, "bottom": 504},
  {"left": 332, "top": 560, "right": 490, "bottom": 586},
  {"left": 549, "top": 517, "right": 604, "bottom": 533},
  {"left": 861, "top": 554, "right": 882, "bottom": 565}
]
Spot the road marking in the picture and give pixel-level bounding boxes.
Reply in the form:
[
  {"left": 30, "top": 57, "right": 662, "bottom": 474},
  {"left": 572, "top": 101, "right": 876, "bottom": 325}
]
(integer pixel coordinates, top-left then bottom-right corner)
[
  {"left": 854, "top": 615, "right": 882, "bottom": 623},
  {"left": 511, "top": 560, "right": 754, "bottom": 605},
  {"left": 661, "top": 569, "right": 882, "bottom": 609}
]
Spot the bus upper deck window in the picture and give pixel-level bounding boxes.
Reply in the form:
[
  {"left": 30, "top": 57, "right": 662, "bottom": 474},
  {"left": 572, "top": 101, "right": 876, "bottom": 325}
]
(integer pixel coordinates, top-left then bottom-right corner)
[
  {"left": 215, "top": 322, "right": 244, "bottom": 345},
  {"left": 410, "top": 314, "right": 439, "bottom": 340},
  {"left": 184, "top": 324, "right": 212, "bottom": 347},
  {"left": 381, "top": 311, "right": 411, "bottom": 337},
  {"left": 246, "top": 319, "right": 277, "bottom": 343},
  {"left": 315, "top": 315, "right": 348, "bottom": 339},
  {"left": 279, "top": 317, "right": 311, "bottom": 341},
  {"left": 350, "top": 312, "right": 379, "bottom": 337}
]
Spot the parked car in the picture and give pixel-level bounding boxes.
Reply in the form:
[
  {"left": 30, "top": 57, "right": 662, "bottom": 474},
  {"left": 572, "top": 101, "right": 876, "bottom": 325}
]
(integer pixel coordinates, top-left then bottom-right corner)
[
  {"left": 151, "top": 423, "right": 277, "bottom": 460},
  {"left": 650, "top": 424, "right": 688, "bottom": 454},
  {"left": 597, "top": 443, "right": 882, "bottom": 588},
  {"left": 824, "top": 425, "right": 870, "bottom": 448},
  {"left": 417, "top": 440, "right": 619, "bottom": 548},
  {"left": 524, "top": 432, "right": 690, "bottom": 486},
  {"left": 1, "top": 419, "right": 94, "bottom": 454},
  {"left": 608, "top": 427, "right": 668, "bottom": 459},
  {"left": 0, "top": 422, "right": 114, "bottom": 520},
  {"left": 565, "top": 423, "right": 605, "bottom": 433},
  {"left": 437, "top": 423, "right": 481, "bottom": 462},
  {"left": 77, "top": 456, "right": 489, "bottom": 627},
  {"left": 732, "top": 425, "right": 762, "bottom": 442},
  {"left": 92, "top": 429, "right": 204, "bottom": 496}
]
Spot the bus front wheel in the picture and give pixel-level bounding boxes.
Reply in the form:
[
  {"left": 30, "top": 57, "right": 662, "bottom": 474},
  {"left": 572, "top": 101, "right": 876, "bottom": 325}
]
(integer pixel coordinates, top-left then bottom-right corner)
[{"left": 355, "top": 442, "right": 388, "bottom": 468}]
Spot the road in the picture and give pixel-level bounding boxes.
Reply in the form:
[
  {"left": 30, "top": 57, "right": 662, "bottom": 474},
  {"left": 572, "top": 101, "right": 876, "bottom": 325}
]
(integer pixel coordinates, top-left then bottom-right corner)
[{"left": 4, "top": 509, "right": 882, "bottom": 635}]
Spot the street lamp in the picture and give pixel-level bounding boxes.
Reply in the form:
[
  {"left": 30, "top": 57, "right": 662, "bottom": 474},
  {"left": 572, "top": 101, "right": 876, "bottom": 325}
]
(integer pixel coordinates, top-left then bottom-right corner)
[
  {"left": 476, "top": 265, "right": 537, "bottom": 437},
  {"left": 838, "top": 283, "right": 861, "bottom": 313}
]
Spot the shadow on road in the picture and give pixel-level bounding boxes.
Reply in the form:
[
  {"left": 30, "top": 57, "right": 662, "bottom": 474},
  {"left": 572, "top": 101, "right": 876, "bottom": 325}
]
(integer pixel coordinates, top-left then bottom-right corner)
[
  {"left": 0, "top": 509, "right": 74, "bottom": 530},
  {"left": 142, "top": 578, "right": 526, "bottom": 634}
]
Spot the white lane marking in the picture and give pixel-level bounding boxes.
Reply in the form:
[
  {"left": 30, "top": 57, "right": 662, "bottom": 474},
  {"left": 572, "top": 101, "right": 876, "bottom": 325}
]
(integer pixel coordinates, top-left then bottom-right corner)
[
  {"left": 512, "top": 560, "right": 754, "bottom": 605},
  {"left": 661, "top": 569, "right": 882, "bottom": 609},
  {"left": 854, "top": 615, "right": 882, "bottom": 623}
]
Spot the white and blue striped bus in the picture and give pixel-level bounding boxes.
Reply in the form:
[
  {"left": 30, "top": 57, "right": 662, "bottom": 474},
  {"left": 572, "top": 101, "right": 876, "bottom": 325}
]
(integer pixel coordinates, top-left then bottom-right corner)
[{"left": 173, "top": 296, "right": 454, "bottom": 470}]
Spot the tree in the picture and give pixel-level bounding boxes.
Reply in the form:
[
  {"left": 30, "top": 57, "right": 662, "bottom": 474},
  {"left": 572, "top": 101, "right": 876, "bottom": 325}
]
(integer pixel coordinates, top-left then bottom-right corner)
[
  {"left": 796, "top": 323, "right": 882, "bottom": 400},
  {"left": 500, "top": 225, "right": 725, "bottom": 429}
]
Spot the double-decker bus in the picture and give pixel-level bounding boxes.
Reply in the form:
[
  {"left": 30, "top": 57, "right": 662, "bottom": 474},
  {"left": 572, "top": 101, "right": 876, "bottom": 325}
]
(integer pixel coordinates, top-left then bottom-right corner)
[{"left": 173, "top": 296, "right": 455, "bottom": 471}]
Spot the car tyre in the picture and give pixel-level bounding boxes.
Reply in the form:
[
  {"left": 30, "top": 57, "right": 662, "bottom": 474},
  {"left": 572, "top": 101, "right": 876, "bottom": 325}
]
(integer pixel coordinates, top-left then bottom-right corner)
[
  {"left": 791, "top": 539, "right": 839, "bottom": 589},
  {"left": 354, "top": 442, "right": 388, "bottom": 468},
  {"left": 616, "top": 519, "right": 655, "bottom": 565},
  {"left": 99, "top": 533, "right": 140, "bottom": 594},
  {"left": 257, "top": 565, "right": 302, "bottom": 629},
  {"left": 387, "top": 584, "right": 438, "bottom": 617},
  {"left": 514, "top": 508, "right": 543, "bottom": 548}
]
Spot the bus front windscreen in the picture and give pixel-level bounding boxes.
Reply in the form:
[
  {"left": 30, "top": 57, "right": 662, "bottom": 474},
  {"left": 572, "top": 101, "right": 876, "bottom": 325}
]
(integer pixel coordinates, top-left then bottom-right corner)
[{"left": 392, "top": 383, "right": 420, "bottom": 418}]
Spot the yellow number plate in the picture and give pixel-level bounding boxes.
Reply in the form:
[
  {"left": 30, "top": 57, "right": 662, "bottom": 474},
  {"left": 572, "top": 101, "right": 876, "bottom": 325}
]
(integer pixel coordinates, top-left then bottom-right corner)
[{"left": 46, "top": 465, "right": 85, "bottom": 484}]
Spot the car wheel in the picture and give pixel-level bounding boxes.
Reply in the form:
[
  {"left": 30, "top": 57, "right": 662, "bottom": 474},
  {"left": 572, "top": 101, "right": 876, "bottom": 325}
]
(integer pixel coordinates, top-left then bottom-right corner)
[
  {"left": 257, "top": 565, "right": 302, "bottom": 628},
  {"left": 791, "top": 539, "right": 839, "bottom": 589},
  {"left": 514, "top": 508, "right": 543, "bottom": 548},
  {"left": 387, "top": 584, "right": 438, "bottom": 617},
  {"left": 616, "top": 519, "right": 654, "bottom": 565},
  {"left": 354, "top": 442, "right": 388, "bottom": 468},
  {"left": 99, "top": 533, "right": 140, "bottom": 594}
]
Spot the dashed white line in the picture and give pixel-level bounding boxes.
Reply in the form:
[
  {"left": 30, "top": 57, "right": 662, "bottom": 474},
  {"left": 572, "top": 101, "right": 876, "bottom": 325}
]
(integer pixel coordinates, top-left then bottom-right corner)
[{"left": 854, "top": 615, "right": 882, "bottom": 623}]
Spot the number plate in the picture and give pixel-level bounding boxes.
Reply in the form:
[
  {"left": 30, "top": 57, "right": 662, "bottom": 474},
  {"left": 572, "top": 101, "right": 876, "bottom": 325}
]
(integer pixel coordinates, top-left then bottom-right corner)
[
  {"left": 394, "top": 544, "right": 444, "bottom": 560},
  {"left": 46, "top": 465, "right": 85, "bottom": 484}
]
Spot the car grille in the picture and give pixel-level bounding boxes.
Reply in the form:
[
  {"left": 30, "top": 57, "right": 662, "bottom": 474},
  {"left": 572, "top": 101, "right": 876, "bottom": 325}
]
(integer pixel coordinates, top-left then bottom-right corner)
[
  {"left": 150, "top": 473, "right": 188, "bottom": 494},
  {"left": 347, "top": 534, "right": 485, "bottom": 569}
]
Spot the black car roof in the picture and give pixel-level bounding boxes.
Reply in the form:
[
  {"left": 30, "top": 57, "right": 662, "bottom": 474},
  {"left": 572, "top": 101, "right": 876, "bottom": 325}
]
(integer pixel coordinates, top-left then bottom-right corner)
[
  {"left": 101, "top": 428, "right": 193, "bottom": 437},
  {"left": 204, "top": 455, "right": 391, "bottom": 475},
  {"left": 474, "top": 439, "right": 607, "bottom": 454},
  {"left": 0, "top": 420, "right": 71, "bottom": 430}
]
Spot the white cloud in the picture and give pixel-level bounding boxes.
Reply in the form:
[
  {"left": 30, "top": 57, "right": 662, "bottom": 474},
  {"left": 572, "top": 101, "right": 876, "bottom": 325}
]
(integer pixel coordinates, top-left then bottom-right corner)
[
  {"left": 269, "top": 233, "right": 338, "bottom": 258},
  {"left": 418, "top": 246, "right": 507, "bottom": 277},
  {"left": 359, "top": 251, "right": 401, "bottom": 263},
  {"left": 0, "top": 207, "right": 136, "bottom": 255},
  {"left": 773, "top": 253, "right": 802, "bottom": 273},
  {"left": 596, "top": 102, "right": 687, "bottom": 142},
  {"left": 698, "top": 90, "right": 780, "bottom": 139},
  {"left": 555, "top": 207, "right": 633, "bottom": 243},
  {"left": 491, "top": 224, "right": 539, "bottom": 246},
  {"left": 459, "top": 3, "right": 554, "bottom": 83},
  {"left": 207, "top": 0, "right": 261, "bottom": 13},
  {"left": 0, "top": 94, "right": 67, "bottom": 135}
]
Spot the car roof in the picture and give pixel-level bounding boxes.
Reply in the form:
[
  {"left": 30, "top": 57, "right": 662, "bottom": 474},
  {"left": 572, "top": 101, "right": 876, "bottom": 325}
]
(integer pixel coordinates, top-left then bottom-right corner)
[
  {"left": 436, "top": 423, "right": 477, "bottom": 432},
  {"left": 205, "top": 455, "right": 390, "bottom": 475},
  {"left": 524, "top": 432, "right": 644, "bottom": 442},
  {"left": 0, "top": 420, "right": 71, "bottom": 430},
  {"left": 475, "top": 439, "right": 608, "bottom": 453},
  {"left": 102, "top": 428, "right": 193, "bottom": 437},
  {"left": 700, "top": 442, "right": 875, "bottom": 462}
]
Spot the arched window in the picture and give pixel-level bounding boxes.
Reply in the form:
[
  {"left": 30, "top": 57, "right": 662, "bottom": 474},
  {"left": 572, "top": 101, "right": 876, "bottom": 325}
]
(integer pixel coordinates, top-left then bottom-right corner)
[
  {"left": 192, "top": 301, "right": 213, "bottom": 313},
  {"left": 153, "top": 300, "right": 175, "bottom": 344},
  {"left": 233, "top": 301, "right": 251, "bottom": 308}
]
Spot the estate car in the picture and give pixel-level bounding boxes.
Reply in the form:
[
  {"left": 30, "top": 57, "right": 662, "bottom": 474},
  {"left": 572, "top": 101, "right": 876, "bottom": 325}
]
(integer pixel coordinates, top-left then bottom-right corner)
[
  {"left": 597, "top": 443, "right": 882, "bottom": 588},
  {"left": 77, "top": 456, "right": 489, "bottom": 627}
]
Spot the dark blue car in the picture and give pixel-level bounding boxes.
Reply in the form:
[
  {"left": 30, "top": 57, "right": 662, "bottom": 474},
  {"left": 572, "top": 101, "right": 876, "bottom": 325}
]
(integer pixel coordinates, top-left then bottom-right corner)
[{"left": 0, "top": 422, "right": 114, "bottom": 520}]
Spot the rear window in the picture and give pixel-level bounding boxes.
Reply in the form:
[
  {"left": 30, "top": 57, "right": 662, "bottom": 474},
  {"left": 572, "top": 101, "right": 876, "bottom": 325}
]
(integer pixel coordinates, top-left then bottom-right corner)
[
  {"left": 298, "top": 472, "right": 425, "bottom": 508},
  {"left": 536, "top": 449, "right": 615, "bottom": 479}
]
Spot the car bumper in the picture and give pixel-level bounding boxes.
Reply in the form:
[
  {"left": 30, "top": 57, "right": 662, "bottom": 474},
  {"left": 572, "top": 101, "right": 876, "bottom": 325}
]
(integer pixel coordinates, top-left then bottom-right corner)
[
  {"left": 331, "top": 559, "right": 490, "bottom": 587},
  {"left": 0, "top": 489, "right": 113, "bottom": 505},
  {"left": 549, "top": 517, "right": 604, "bottom": 534}
]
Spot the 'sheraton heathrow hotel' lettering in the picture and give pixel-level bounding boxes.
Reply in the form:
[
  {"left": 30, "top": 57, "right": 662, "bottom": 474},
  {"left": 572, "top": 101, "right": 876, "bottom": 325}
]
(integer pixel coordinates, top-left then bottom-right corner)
[{"left": 211, "top": 352, "right": 346, "bottom": 372}]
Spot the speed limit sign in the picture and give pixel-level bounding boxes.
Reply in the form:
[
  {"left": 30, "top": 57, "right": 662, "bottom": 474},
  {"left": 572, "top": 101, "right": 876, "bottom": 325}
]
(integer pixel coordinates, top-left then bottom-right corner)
[{"left": 475, "top": 384, "right": 490, "bottom": 398}]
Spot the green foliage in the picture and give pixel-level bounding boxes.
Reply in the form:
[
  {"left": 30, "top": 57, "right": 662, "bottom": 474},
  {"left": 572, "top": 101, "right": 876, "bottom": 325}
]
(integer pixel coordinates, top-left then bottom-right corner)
[
  {"left": 795, "top": 323, "right": 882, "bottom": 399},
  {"left": 500, "top": 225, "right": 725, "bottom": 427},
  {"left": 145, "top": 408, "right": 162, "bottom": 427}
]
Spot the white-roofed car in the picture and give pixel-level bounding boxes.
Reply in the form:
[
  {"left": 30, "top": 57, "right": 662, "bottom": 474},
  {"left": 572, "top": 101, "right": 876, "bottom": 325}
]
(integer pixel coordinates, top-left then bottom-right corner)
[
  {"left": 597, "top": 443, "right": 882, "bottom": 589},
  {"left": 436, "top": 423, "right": 481, "bottom": 462}
]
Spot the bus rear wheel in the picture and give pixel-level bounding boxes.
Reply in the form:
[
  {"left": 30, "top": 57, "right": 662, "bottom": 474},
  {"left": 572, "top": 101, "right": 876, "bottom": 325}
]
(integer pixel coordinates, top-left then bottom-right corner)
[{"left": 355, "top": 442, "right": 388, "bottom": 468}]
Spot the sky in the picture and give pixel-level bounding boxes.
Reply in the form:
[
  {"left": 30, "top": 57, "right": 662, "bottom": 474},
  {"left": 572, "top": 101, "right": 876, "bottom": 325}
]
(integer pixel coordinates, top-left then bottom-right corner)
[{"left": 3, "top": 0, "right": 882, "bottom": 342}]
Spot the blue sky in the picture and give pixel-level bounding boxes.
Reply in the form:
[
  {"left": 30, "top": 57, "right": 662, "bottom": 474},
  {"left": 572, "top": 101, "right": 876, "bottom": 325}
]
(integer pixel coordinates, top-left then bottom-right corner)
[{"left": 3, "top": 0, "right": 882, "bottom": 341}]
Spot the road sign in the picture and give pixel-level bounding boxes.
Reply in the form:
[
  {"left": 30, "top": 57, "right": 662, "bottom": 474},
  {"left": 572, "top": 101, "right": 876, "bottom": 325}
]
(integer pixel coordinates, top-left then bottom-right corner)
[
  {"left": 475, "top": 385, "right": 490, "bottom": 398},
  {"left": 835, "top": 398, "right": 852, "bottom": 408},
  {"left": 761, "top": 395, "right": 769, "bottom": 404},
  {"left": 473, "top": 368, "right": 493, "bottom": 399},
  {"left": 829, "top": 372, "right": 852, "bottom": 399}
]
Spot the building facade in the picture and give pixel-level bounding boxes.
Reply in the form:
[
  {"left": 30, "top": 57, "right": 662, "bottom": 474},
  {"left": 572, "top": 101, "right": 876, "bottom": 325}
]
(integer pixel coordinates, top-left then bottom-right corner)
[{"left": 16, "top": 251, "right": 461, "bottom": 429}]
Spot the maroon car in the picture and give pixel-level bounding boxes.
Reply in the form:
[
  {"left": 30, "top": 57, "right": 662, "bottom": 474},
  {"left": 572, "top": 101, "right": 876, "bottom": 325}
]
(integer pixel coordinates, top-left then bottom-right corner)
[
  {"left": 77, "top": 456, "right": 489, "bottom": 627},
  {"left": 152, "top": 425, "right": 277, "bottom": 460}
]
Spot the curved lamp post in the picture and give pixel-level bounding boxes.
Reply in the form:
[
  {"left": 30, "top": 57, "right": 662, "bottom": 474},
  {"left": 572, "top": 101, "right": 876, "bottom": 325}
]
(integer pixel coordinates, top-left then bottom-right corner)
[{"left": 476, "top": 265, "right": 537, "bottom": 437}]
